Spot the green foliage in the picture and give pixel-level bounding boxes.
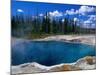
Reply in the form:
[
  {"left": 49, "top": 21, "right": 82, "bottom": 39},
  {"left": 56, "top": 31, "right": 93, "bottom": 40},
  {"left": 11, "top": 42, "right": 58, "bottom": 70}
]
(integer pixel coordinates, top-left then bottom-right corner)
[{"left": 11, "top": 12, "right": 95, "bottom": 38}]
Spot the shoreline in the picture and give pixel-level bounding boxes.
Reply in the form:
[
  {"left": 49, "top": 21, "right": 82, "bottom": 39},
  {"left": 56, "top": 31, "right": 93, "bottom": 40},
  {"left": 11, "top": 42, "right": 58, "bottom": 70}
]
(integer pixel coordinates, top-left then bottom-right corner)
[
  {"left": 33, "top": 35, "right": 95, "bottom": 45},
  {"left": 12, "top": 56, "right": 96, "bottom": 74},
  {"left": 12, "top": 34, "right": 96, "bottom": 46}
]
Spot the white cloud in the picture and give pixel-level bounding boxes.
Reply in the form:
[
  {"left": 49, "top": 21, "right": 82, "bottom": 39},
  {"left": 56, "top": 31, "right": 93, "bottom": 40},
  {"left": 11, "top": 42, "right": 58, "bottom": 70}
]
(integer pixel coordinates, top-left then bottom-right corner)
[
  {"left": 83, "top": 23, "right": 95, "bottom": 28},
  {"left": 84, "top": 20, "right": 92, "bottom": 24},
  {"left": 74, "top": 17, "right": 79, "bottom": 22},
  {"left": 49, "top": 10, "right": 63, "bottom": 17},
  {"left": 78, "top": 6, "right": 95, "bottom": 15},
  {"left": 39, "top": 13, "right": 44, "bottom": 17},
  {"left": 62, "top": 19, "right": 65, "bottom": 22},
  {"left": 65, "top": 6, "right": 95, "bottom": 16},
  {"left": 83, "top": 15, "right": 96, "bottom": 28},
  {"left": 88, "top": 15, "right": 96, "bottom": 21},
  {"left": 17, "top": 9, "right": 24, "bottom": 12},
  {"left": 65, "top": 9, "right": 78, "bottom": 15}
]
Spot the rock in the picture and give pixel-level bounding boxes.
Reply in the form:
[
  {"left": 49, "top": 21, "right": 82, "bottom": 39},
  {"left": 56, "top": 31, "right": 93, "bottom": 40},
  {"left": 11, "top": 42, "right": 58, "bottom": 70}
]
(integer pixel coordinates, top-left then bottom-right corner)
[
  {"left": 85, "top": 56, "right": 95, "bottom": 65},
  {"left": 61, "top": 64, "right": 72, "bottom": 71},
  {"left": 70, "top": 39, "right": 81, "bottom": 42},
  {"left": 49, "top": 64, "right": 72, "bottom": 72},
  {"left": 75, "top": 56, "right": 96, "bottom": 70},
  {"left": 49, "top": 64, "right": 81, "bottom": 72}
]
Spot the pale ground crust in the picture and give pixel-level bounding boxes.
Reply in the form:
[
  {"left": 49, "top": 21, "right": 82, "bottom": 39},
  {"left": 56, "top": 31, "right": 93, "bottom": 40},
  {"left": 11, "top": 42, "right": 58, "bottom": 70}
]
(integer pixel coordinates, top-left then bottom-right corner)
[
  {"left": 32, "top": 34, "right": 96, "bottom": 45},
  {"left": 12, "top": 34, "right": 96, "bottom": 46},
  {"left": 12, "top": 56, "right": 96, "bottom": 74}
]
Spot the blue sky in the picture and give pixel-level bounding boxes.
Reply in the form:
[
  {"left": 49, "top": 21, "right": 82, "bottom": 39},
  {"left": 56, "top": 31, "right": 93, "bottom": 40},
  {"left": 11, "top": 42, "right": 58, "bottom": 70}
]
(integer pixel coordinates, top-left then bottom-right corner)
[{"left": 11, "top": 0, "right": 96, "bottom": 28}]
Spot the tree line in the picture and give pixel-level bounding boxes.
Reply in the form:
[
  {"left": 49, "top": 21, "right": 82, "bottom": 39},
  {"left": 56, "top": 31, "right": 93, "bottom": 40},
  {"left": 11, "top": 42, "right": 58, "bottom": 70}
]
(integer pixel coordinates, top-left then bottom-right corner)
[{"left": 11, "top": 12, "right": 95, "bottom": 38}]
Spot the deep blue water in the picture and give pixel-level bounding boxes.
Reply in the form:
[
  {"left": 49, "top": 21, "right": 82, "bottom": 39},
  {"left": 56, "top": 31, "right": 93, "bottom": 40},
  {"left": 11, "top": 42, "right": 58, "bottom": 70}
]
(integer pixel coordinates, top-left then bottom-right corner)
[{"left": 11, "top": 41, "right": 96, "bottom": 66}]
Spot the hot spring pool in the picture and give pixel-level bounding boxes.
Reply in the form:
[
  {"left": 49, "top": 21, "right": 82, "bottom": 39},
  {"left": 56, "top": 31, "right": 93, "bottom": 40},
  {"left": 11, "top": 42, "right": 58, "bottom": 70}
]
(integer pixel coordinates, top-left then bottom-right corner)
[{"left": 11, "top": 41, "right": 96, "bottom": 66}]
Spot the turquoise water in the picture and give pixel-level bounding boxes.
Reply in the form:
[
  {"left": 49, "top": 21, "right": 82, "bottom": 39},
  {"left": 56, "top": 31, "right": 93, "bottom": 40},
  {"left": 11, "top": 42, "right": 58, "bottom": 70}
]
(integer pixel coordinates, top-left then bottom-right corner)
[{"left": 12, "top": 41, "right": 96, "bottom": 66}]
